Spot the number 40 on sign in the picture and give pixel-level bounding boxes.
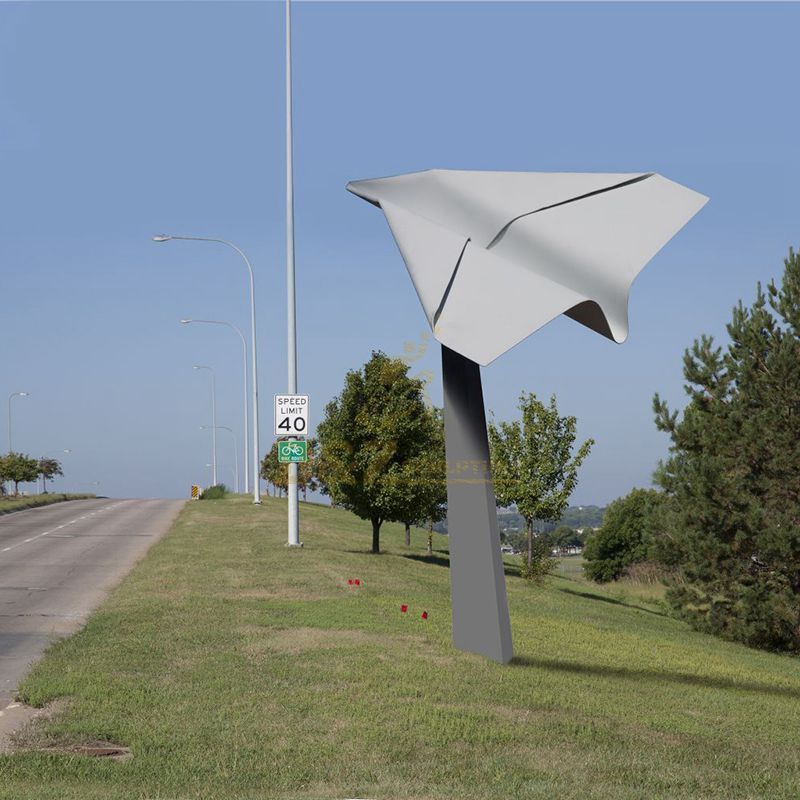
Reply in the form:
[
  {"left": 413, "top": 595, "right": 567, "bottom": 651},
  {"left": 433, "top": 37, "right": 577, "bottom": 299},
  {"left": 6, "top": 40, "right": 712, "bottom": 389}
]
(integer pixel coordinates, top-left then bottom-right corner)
[{"left": 274, "top": 394, "right": 309, "bottom": 436}]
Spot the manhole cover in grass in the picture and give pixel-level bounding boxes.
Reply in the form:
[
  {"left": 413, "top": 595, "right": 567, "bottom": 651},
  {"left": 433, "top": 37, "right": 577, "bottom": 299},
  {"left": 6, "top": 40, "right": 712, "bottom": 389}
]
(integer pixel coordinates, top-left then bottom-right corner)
[{"left": 43, "top": 741, "right": 132, "bottom": 760}]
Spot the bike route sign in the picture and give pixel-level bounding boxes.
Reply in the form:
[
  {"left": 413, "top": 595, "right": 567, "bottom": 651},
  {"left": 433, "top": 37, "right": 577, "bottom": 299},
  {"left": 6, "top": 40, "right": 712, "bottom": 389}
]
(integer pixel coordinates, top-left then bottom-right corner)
[
  {"left": 278, "top": 439, "right": 308, "bottom": 463},
  {"left": 274, "top": 394, "right": 309, "bottom": 436}
]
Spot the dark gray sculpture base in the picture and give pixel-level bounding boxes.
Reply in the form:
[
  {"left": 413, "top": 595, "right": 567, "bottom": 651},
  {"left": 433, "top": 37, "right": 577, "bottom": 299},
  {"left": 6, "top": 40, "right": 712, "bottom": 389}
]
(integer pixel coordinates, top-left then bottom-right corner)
[{"left": 441, "top": 345, "right": 513, "bottom": 664}]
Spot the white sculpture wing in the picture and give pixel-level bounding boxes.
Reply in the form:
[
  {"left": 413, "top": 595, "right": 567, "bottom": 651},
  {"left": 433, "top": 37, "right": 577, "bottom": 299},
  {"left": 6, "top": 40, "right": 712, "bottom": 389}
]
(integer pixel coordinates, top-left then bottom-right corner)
[{"left": 347, "top": 169, "right": 707, "bottom": 365}]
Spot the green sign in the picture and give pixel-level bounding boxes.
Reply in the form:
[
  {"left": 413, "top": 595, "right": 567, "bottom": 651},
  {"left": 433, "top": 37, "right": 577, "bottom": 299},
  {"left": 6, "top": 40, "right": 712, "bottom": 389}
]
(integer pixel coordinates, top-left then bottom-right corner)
[{"left": 278, "top": 439, "right": 308, "bottom": 463}]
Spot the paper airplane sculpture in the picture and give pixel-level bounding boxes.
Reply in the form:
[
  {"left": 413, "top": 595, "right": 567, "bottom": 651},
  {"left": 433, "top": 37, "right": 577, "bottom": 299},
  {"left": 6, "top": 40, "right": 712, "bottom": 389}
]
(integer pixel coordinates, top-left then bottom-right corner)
[{"left": 348, "top": 169, "right": 707, "bottom": 662}]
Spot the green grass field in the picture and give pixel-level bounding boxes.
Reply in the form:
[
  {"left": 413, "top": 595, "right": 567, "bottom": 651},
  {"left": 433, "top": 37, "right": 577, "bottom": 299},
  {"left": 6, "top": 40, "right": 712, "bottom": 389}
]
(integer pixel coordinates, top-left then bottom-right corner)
[
  {"left": 552, "top": 556, "right": 667, "bottom": 606},
  {"left": 2, "top": 496, "right": 799, "bottom": 799},
  {"left": 0, "top": 493, "right": 96, "bottom": 515}
]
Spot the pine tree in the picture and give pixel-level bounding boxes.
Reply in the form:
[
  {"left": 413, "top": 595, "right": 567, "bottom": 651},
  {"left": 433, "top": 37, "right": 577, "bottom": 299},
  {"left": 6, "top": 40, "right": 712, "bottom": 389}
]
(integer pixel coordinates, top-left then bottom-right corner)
[{"left": 653, "top": 248, "right": 800, "bottom": 651}]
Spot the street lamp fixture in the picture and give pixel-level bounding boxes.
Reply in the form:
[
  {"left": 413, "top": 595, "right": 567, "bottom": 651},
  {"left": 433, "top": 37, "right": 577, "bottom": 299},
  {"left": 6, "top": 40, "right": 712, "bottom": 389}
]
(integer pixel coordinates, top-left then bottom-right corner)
[
  {"left": 7, "top": 391, "right": 30, "bottom": 453},
  {"left": 200, "top": 425, "right": 239, "bottom": 493},
  {"left": 152, "top": 233, "right": 262, "bottom": 504},
  {"left": 181, "top": 318, "right": 250, "bottom": 493},
  {"left": 193, "top": 365, "right": 217, "bottom": 487}
]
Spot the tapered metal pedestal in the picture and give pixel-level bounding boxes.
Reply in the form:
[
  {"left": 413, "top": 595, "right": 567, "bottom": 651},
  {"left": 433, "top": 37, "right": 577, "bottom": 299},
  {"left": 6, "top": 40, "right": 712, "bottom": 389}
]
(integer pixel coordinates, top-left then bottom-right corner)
[{"left": 441, "top": 345, "right": 513, "bottom": 663}]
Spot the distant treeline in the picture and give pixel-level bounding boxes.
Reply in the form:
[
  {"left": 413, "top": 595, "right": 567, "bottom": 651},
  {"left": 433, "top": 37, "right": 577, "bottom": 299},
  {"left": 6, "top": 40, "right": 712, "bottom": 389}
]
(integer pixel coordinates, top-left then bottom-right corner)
[{"left": 433, "top": 504, "right": 605, "bottom": 536}]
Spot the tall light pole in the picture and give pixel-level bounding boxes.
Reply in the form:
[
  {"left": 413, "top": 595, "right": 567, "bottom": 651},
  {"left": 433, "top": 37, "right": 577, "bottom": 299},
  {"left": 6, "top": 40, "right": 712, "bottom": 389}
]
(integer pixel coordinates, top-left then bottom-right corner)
[
  {"left": 153, "top": 234, "right": 261, "bottom": 504},
  {"left": 201, "top": 425, "right": 238, "bottom": 493},
  {"left": 182, "top": 319, "right": 249, "bottom": 494},
  {"left": 194, "top": 365, "right": 217, "bottom": 486},
  {"left": 286, "top": 0, "right": 301, "bottom": 546},
  {"left": 7, "top": 391, "right": 29, "bottom": 452},
  {"left": 62, "top": 449, "right": 72, "bottom": 494}
]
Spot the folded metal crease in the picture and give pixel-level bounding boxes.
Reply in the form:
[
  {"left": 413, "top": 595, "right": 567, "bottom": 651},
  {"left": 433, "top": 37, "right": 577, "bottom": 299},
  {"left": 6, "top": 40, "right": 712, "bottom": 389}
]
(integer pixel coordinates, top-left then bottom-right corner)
[
  {"left": 433, "top": 238, "right": 471, "bottom": 329},
  {"left": 433, "top": 234, "right": 622, "bottom": 350},
  {"left": 486, "top": 172, "right": 654, "bottom": 250}
]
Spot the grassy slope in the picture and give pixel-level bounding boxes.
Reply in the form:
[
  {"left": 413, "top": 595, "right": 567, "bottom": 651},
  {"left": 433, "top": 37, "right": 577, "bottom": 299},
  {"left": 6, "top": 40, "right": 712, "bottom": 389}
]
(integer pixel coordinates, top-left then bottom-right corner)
[
  {"left": 552, "top": 556, "right": 667, "bottom": 604},
  {"left": 0, "top": 494, "right": 96, "bottom": 515},
  {"left": 1, "top": 496, "right": 799, "bottom": 800}
]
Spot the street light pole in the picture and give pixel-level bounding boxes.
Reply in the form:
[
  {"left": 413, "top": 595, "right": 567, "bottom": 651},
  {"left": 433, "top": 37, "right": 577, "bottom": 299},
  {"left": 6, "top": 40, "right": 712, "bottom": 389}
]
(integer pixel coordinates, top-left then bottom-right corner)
[
  {"left": 7, "top": 392, "right": 29, "bottom": 453},
  {"left": 201, "top": 425, "right": 238, "bottom": 494},
  {"left": 286, "top": 0, "right": 301, "bottom": 546},
  {"left": 194, "top": 366, "right": 217, "bottom": 486},
  {"left": 153, "top": 234, "right": 261, "bottom": 504},
  {"left": 182, "top": 319, "right": 249, "bottom": 494},
  {"left": 62, "top": 449, "right": 72, "bottom": 495}
]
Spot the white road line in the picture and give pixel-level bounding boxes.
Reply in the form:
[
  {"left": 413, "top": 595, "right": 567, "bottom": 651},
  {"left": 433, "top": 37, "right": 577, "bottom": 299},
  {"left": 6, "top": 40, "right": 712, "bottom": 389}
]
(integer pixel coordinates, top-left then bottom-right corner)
[{"left": 0, "top": 503, "right": 119, "bottom": 556}]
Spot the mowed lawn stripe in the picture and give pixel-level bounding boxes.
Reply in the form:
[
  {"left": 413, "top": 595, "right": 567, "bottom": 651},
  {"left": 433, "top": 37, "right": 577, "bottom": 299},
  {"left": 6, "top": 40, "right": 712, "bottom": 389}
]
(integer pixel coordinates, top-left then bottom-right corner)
[{"left": 1, "top": 495, "right": 798, "bottom": 799}]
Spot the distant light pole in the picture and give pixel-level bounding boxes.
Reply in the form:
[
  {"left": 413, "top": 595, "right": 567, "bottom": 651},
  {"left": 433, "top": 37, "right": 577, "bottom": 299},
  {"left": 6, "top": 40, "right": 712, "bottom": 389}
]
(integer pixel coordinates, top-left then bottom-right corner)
[
  {"left": 194, "top": 365, "right": 217, "bottom": 486},
  {"left": 153, "top": 234, "right": 261, "bottom": 505},
  {"left": 62, "top": 449, "right": 72, "bottom": 495},
  {"left": 285, "top": 0, "right": 301, "bottom": 546},
  {"left": 200, "top": 425, "right": 238, "bottom": 494},
  {"left": 181, "top": 319, "right": 249, "bottom": 494},
  {"left": 7, "top": 391, "right": 29, "bottom": 452}
]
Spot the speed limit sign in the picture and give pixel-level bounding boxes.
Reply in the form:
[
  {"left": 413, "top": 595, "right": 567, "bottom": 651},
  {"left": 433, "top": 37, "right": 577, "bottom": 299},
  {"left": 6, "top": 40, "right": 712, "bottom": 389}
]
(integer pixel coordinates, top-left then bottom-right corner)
[{"left": 274, "top": 394, "right": 309, "bottom": 436}]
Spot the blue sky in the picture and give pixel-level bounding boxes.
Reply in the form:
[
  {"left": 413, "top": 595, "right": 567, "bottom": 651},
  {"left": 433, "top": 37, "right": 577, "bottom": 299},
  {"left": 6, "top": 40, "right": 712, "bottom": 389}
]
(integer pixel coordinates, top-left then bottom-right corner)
[{"left": 1, "top": 1, "right": 798, "bottom": 503}]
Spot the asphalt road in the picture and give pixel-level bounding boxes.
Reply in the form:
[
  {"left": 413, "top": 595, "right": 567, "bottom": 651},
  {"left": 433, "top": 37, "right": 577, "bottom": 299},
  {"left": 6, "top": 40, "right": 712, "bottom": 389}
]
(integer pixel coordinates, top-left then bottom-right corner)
[{"left": 0, "top": 498, "right": 183, "bottom": 742}]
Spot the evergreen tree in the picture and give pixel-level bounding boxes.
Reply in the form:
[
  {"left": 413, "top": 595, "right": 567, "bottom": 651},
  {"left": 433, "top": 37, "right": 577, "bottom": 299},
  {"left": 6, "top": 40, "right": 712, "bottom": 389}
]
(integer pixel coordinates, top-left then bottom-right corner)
[{"left": 653, "top": 248, "right": 800, "bottom": 651}]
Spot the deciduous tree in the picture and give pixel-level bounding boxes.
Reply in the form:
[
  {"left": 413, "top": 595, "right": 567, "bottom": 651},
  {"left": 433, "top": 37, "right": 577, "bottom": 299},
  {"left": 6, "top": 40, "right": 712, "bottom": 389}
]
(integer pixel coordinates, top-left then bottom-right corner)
[
  {"left": 260, "top": 439, "right": 319, "bottom": 499},
  {"left": 38, "top": 457, "right": 63, "bottom": 494},
  {"left": 0, "top": 452, "right": 40, "bottom": 496},
  {"left": 316, "top": 351, "right": 433, "bottom": 554},
  {"left": 489, "top": 393, "right": 593, "bottom": 581},
  {"left": 583, "top": 488, "right": 666, "bottom": 582},
  {"left": 386, "top": 407, "right": 447, "bottom": 549}
]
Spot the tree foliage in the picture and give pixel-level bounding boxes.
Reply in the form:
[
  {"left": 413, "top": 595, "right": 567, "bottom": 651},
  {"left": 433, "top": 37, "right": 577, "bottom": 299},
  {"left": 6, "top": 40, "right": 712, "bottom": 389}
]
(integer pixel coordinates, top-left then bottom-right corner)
[
  {"left": 38, "top": 457, "right": 63, "bottom": 493},
  {"left": 316, "top": 352, "right": 437, "bottom": 554},
  {"left": 489, "top": 392, "right": 593, "bottom": 581},
  {"left": 0, "top": 452, "right": 40, "bottom": 496},
  {"left": 550, "top": 525, "right": 583, "bottom": 549},
  {"left": 200, "top": 484, "right": 228, "bottom": 500},
  {"left": 653, "top": 248, "right": 800, "bottom": 651},
  {"left": 583, "top": 488, "right": 666, "bottom": 582},
  {"left": 260, "top": 438, "right": 319, "bottom": 499},
  {"left": 385, "top": 406, "right": 447, "bottom": 547}
]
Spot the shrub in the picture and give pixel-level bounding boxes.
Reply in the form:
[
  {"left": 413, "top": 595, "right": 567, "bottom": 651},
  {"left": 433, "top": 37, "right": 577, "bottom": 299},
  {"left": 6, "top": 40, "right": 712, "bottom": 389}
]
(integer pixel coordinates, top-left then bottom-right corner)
[
  {"left": 200, "top": 484, "right": 228, "bottom": 500},
  {"left": 519, "top": 536, "right": 556, "bottom": 583},
  {"left": 583, "top": 488, "right": 666, "bottom": 582}
]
